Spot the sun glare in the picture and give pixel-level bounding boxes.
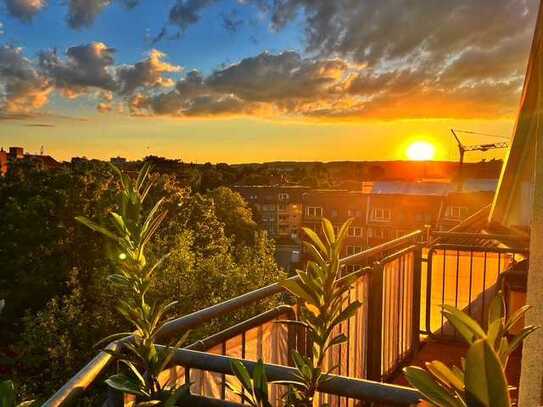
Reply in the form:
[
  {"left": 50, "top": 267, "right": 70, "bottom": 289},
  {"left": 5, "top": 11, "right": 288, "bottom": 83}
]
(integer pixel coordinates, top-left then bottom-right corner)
[{"left": 406, "top": 141, "right": 435, "bottom": 161}]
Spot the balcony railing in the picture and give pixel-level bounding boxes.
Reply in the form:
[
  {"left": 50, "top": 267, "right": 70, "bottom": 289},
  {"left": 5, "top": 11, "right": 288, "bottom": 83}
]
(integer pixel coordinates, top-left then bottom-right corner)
[{"left": 45, "top": 230, "right": 529, "bottom": 407}]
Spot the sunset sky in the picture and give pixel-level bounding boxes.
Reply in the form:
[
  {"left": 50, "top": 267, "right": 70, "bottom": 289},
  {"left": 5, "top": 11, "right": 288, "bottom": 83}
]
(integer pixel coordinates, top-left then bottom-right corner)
[{"left": 0, "top": 0, "right": 538, "bottom": 162}]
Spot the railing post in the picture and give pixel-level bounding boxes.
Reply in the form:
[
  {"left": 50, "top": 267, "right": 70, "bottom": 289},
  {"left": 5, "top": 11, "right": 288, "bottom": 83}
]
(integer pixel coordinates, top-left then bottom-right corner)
[
  {"left": 366, "top": 262, "right": 384, "bottom": 382},
  {"left": 412, "top": 246, "right": 423, "bottom": 355}
]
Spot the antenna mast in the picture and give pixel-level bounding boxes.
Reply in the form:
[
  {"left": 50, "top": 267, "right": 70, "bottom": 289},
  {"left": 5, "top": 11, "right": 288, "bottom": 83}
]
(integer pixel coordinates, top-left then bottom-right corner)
[{"left": 450, "top": 129, "right": 508, "bottom": 192}]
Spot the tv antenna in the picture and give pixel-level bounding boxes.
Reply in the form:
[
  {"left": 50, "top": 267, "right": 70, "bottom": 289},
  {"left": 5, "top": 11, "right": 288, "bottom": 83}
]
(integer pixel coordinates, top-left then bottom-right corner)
[{"left": 451, "top": 129, "right": 508, "bottom": 192}]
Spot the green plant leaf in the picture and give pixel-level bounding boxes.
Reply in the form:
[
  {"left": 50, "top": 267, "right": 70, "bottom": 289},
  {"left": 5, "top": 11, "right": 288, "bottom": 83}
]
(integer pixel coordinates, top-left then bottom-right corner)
[
  {"left": 105, "top": 373, "right": 149, "bottom": 398},
  {"left": 425, "top": 361, "right": 465, "bottom": 393},
  {"left": 302, "top": 241, "right": 327, "bottom": 266},
  {"left": 279, "top": 279, "right": 317, "bottom": 305},
  {"left": 164, "top": 384, "right": 191, "bottom": 407},
  {"left": 488, "top": 291, "right": 505, "bottom": 325},
  {"left": 94, "top": 332, "right": 133, "bottom": 349},
  {"left": 464, "top": 339, "right": 511, "bottom": 407},
  {"left": 230, "top": 360, "right": 253, "bottom": 394},
  {"left": 119, "top": 359, "right": 146, "bottom": 386},
  {"left": 403, "top": 367, "right": 463, "bottom": 407},
  {"left": 75, "top": 216, "right": 120, "bottom": 242},
  {"left": 487, "top": 319, "right": 503, "bottom": 348},
  {"left": 442, "top": 305, "right": 486, "bottom": 344},
  {"left": 504, "top": 305, "right": 531, "bottom": 333},
  {"left": 302, "top": 227, "right": 327, "bottom": 258},
  {"left": 0, "top": 380, "right": 16, "bottom": 407},
  {"left": 322, "top": 218, "right": 336, "bottom": 245},
  {"left": 508, "top": 325, "right": 539, "bottom": 354}
]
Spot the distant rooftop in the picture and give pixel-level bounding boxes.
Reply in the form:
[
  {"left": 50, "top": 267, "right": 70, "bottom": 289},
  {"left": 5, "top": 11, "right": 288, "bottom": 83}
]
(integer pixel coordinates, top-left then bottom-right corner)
[{"left": 364, "top": 179, "right": 498, "bottom": 195}]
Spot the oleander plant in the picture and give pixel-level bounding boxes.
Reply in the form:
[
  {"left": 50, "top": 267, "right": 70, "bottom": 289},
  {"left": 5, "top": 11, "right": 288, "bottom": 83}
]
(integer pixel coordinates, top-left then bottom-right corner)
[{"left": 403, "top": 291, "right": 538, "bottom": 407}]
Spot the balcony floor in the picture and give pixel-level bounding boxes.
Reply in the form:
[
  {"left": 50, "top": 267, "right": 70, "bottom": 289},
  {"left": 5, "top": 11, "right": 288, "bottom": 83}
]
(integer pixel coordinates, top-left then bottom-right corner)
[{"left": 392, "top": 338, "right": 522, "bottom": 403}]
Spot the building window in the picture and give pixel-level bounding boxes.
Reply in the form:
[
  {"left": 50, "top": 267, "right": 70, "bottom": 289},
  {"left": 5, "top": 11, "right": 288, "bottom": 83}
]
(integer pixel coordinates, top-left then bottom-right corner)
[
  {"left": 278, "top": 192, "right": 289, "bottom": 201},
  {"left": 375, "top": 228, "right": 385, "bottom": 239},
  {"left": 447, "top": 206, "right": 468, "bottom": 219},
  {"left": 372, "top": 208, "right": 391, "bottom": 221},
  {"left": 346, "top": 246, "right": 362, "bottom": 256},
  {"left": 367, "top": 227, "right": 373, "bottom": 238},
  {"left": 278, "top": 203, "right": 287, "bottom": 211},
  {"left": 348, "top": 226, "right": 362, "bottom": 237},
  {"left": 306, "top": 207, "right": 323, "bottom": 217}
]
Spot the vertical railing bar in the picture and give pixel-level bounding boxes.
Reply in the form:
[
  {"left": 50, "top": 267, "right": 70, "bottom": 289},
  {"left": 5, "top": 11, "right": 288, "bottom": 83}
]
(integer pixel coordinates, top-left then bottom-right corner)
[
  {"left": 412, "top": 246, "right": 422, "bottom": 357},
  {"left": 454, "top": 250, "right": 460, "bottom": 340},
  {"left": 482, "top": 251, "right": 488, "bottom": 326},
  {"left": 221, "top": 341, "right": 227, "bottom": 400},
  {"left": 366, "top": 263, "right": 384, "bottom": 381},
  {"left": 425, "top": 249, "right": 434, "bottom": 336},
  {"left": 346, "top": 285, "right": 351, "bottom": 379},
  {"left": 241, "top": 331, "right": 246, "bottom": 404},
  {"left": 388, "top": 261, "right": 393, "bottom": 375},
  {"left": 468, "top": 250, "right": 474, "bottom": 315},
  {"left": 441, "top": 249, "right": 447, "bottom": 336},
  {"left": 399, "top": 255, "right": 404, "bottom": 365}
]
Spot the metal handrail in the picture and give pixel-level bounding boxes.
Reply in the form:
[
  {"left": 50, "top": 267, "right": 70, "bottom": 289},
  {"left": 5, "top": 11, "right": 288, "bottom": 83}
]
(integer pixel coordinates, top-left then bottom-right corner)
[
  {"left": 167, "top": 348, "right": 421, "bottom": 406},
  {"left": 431, "top": 231, "right": 530, "bottom": 243},
  {"left": 44, "top": 230, "right": 423, "bottom": 406},
  {"left": 168, "top": 349, "right": 421, "bottom": 405},
  {"left": 341, "top": 230, "right": 422, "bottom": 265}
]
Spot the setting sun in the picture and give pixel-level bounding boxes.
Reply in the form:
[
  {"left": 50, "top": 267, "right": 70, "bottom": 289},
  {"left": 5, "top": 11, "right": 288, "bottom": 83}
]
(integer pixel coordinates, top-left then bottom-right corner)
[{"left": 406, "top": 141, "right": 436, "bottom": 161}]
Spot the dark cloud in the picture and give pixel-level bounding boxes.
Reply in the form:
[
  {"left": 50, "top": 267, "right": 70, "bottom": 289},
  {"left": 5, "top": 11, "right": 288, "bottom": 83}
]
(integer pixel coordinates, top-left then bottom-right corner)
[
  {"left": 66, "top": 0, "right": 111, "bottom": 29},
  {"left": 39, "top": 42, "right": 116, "bottom": 97},
  {"left": 0, "top": 45, "right": 52, "bottom": 114},
  {"left": 4, "top": 0, "right": 46, "bottom": 22},
  {"left": 168, "top": 0, "right": 217, "bottom": 32},
  {"left": 206, "top": 51, "right": 349, "bottom": 102}
]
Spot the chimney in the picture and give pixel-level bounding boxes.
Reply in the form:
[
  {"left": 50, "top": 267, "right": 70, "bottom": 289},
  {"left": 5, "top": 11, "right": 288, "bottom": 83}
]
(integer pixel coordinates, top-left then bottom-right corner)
[{"left": 9, "top": 147, "right": 24, "bottom": 159}]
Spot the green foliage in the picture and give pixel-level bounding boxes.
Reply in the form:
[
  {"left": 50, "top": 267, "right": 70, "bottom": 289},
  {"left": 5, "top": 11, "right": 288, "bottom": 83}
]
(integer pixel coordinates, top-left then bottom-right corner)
[
  {"left": 279, "top": 218, "right": 362, "bottom": 407},
  {"left": 4, "top": 160, "right": 283, "bottom": 400},
  {"left": 0, "top": 302, "right": 34, "bottom": 407},
  {"left": 0, "top": 160, "right": 116, "bottom": 331},
  {"left": 226, "top": 359, "right": 273, "bottom": 407},
  {"left": 403, "top": 291, "right": 538, "bottom": 407},
  {"left": 76, "top": 164, "right": 188, "bottom": 404},
  {"left": 206, "top": 186, "right": 258, "bottom": 244},
  {"left": 0, "top": 380, "right": 34, "bottom": 407}
]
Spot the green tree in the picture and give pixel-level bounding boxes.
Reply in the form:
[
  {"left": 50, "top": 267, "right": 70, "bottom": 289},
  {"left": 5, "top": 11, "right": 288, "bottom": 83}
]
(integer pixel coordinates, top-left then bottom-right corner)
[
  {"left": 9, "top": 162, "right": 283, "bottom": 400},
  {"left": 207, "top": 186, "right": 258, "bottom": 244}
]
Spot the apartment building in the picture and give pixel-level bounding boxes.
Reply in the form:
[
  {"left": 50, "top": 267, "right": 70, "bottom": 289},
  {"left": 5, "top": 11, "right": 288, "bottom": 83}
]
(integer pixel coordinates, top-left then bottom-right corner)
[
  {"left": 438, "top": 191, "right": 495, "bottom": 230},
  {"left": 365, "top": 193, "right": 443, "bottom": 245},
  {"left": 235, "top": 182, "right": 496, "bottom": 273},
  {"left": 301, "top": 190, "right": 367, "bottom": 260},
  {"left": 234, "top": 185, "right": 308, "bottom": 240}
]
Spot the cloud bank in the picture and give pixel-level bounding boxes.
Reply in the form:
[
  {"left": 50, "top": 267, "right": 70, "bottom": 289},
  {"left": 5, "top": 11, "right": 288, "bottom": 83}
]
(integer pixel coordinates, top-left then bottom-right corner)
[{"left": 0, "top": 0, "right": 538, "bottom": 121}]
